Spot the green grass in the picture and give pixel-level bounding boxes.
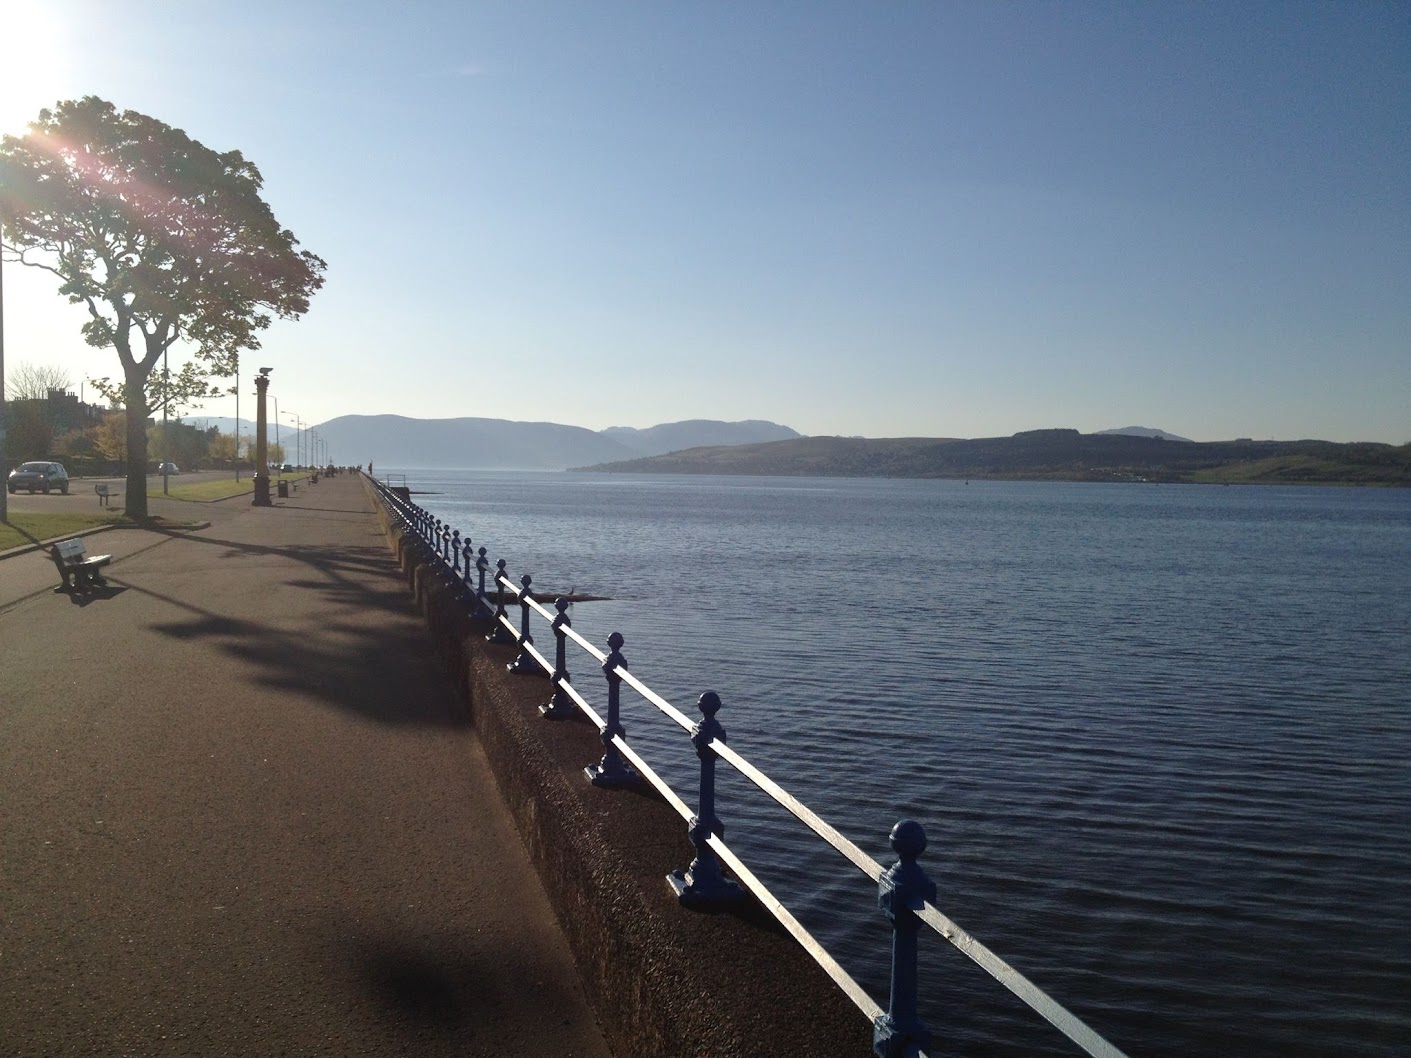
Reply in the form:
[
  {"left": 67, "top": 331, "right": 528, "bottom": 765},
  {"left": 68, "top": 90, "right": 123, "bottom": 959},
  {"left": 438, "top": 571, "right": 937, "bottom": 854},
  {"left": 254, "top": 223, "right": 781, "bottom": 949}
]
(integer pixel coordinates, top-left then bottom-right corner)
[
  {"left": 147, "top": 473, "right": 300, "bottom": 502},
  {"left": 0, "top": 512, "right": 124, "bottom": 552}
]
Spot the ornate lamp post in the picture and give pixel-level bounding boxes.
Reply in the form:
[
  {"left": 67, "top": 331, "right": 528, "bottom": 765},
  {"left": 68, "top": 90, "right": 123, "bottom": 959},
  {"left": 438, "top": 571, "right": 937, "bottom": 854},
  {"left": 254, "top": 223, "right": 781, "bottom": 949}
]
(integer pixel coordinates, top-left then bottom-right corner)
[{"left": 252, "top": 367, "right": 272, "bottom": 506}]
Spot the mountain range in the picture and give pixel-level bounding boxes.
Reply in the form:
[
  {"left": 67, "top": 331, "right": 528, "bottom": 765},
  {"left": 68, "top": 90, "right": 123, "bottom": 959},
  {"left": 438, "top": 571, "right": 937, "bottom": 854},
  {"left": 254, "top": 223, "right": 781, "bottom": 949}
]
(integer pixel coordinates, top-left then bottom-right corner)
[
  {"left": 186, "top": 415, "right": 801, "bottom": 469},
  {"left": 572, "top": 428, "right": 1411, "bottom": 486},
  {"left": 174, "top": 415, "right": 1404, "bottom": 484}
]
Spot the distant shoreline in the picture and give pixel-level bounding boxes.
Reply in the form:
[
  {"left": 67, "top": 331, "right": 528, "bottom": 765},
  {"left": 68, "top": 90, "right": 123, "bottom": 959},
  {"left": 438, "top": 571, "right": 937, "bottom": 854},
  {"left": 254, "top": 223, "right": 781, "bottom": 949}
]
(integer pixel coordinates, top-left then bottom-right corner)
[{"left": 569, "top": 430, "right": 1411, "bottom": 487}]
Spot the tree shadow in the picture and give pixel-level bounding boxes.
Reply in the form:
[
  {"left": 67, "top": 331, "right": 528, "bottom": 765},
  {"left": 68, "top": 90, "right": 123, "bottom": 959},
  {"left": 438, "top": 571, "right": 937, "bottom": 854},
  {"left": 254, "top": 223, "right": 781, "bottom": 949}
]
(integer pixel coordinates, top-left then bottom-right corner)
[
  {"left": 340, "top": 928, "right": 592, "bottom": 1042},
  {"left": 2, "top": 524, "right": 44, "bottom": 546},
  {"left": 122, "top": 532, "right": 469, "bottom": 729}
]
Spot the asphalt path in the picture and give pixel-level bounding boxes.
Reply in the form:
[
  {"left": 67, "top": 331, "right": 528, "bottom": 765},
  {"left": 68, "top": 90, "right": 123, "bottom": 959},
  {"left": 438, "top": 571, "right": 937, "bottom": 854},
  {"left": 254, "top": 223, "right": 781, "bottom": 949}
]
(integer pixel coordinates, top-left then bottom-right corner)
[{"left": 0, "top": 474, "right": 612, "bottom": 1057}]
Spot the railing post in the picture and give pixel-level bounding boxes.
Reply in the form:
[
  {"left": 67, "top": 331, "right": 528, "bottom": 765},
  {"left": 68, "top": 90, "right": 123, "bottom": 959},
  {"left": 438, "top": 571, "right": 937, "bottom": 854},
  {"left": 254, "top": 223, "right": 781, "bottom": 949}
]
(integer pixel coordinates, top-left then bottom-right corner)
[
  {"left": 873, "top": 819, "right": 936, "bottom": 1058},
  {"left": 586, "top": 632, "right": 639, "bottom": 787},
  {"left": 450, "top": 530, "right": 462, "bottom": 573},
  {"left": 475, "top": 547, "right": 492, "bottom": 618},
  {"left": 460, "top": 540, "right": 476, "bottom": 605},
  {"left": 507, "top": 573, "right": 541, "bottom": 674},
  {"left": 486, "top": 560, "right": 515, "bottom": 643},
  {"left": 668, "top": 691, "right": 744, "bottom": 908},
  {"left": 540, "top": 597, "right": 576, "bottom": 718}
]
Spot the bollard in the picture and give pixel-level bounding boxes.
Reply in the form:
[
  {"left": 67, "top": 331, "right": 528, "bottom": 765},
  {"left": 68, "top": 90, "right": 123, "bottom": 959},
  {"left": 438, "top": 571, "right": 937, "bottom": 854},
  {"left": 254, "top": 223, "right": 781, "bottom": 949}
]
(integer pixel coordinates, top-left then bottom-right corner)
[
  {"left": 873, "top": 820, "right": 936, "bottom": 1058},
  {"left": 668, "top": 691, "right": 745, "bottom": 908},
  {"left": 540, "top": 598, "right": 577, "bottom": 718},
  {"left": 586, "top": 632, "right": 639, "bottom": 787},
  {"left": 485, "top": 560, "right": 516, "bottom": 644},
  {"left": 507, "top": 573, "right": 541, "bottom": 674}
]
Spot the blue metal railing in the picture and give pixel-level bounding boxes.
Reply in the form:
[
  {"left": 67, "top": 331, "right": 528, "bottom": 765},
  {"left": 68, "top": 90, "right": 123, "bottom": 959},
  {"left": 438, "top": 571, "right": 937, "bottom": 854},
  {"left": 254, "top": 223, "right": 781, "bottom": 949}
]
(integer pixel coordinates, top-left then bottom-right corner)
[{"left": 366, "top": 472, "right": 1131, "bottom": 1058}]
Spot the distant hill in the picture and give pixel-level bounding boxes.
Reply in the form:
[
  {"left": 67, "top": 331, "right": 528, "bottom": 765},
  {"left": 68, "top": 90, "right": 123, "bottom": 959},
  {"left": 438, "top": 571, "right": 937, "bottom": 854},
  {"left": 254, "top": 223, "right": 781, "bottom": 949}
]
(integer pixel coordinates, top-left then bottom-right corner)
[
  {"left": 601, "top": 419, "right": 801, "bottom": 456},
  {"left": 1097, "top": 426, "right": 1194, "bottom": 443},
  {"left": 311, "top": 415, "right": 629, "bottom": 469},
  {"left": 298, "top": 415, "right": 802, "bottom": 470},
  {"left": 573, "top": 429, "right": 1411, "bottom": 486}
]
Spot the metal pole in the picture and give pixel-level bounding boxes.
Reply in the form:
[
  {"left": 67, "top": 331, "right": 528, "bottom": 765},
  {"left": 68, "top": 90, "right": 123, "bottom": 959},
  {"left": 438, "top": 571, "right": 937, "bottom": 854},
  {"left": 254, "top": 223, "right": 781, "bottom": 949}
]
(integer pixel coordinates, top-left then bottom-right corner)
[
  {"left": 162, "top": 347, "right": 169, "bottom": 494},
  {"left": 234, "top": 353, "right": 240, "bottom": 483}
]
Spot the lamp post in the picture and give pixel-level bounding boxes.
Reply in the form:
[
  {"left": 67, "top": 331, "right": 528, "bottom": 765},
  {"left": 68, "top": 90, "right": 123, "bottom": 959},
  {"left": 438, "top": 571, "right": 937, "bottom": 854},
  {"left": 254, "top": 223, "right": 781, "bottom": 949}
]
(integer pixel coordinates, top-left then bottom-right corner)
[
  {"left": 286, "top": 411, "right": 302, "bottom": 468},
  {"left": 161, "top": 348, "right": 170, "bottom": 495},
  {"left": 272, "top": 396, "right": 280, "bottom": 464},
  {"left": 252, "top": 367, "right": 272, "bottom": 506}
]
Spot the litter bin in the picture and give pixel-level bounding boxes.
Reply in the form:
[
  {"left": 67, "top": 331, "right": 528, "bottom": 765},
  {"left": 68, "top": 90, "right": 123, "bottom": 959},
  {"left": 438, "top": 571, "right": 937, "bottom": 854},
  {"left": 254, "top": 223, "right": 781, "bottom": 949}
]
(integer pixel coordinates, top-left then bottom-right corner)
[{"left": 277, "top": 479, "right": 289, "bottom": 498}]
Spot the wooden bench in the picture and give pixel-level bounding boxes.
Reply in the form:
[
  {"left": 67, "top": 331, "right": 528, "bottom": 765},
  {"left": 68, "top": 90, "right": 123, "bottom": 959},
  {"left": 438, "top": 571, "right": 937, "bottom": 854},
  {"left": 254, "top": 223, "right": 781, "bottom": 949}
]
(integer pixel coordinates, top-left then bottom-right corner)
[
  {"left": 50, "top": 537, "right": 113, "bottom": 592},
  {"left": 95, "top": 483, "right": 115, "bottom": 506}
]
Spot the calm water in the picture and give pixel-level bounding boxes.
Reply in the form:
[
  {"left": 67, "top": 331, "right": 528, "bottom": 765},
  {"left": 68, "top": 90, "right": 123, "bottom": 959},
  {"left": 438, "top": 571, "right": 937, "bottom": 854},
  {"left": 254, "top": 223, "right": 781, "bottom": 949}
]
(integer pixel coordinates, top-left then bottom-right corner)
[{"left": 395, "top": 470, "right": 1411, "bottom": 1057}]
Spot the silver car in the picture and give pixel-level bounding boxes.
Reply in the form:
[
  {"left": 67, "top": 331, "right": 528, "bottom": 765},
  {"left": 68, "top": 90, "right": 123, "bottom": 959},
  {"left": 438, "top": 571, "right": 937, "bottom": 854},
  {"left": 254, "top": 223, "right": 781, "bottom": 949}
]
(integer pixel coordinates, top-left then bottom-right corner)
[{"left": 7, "top": 461, "right": 70, "bottom": 494}]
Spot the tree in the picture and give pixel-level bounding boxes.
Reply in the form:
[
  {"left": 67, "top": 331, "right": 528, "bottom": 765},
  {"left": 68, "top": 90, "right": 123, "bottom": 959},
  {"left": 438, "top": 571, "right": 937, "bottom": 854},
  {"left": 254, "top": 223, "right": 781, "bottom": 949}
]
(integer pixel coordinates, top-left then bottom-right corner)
[
  {"left": 3, "top": 400, "right": 52, "bottom": 461},
  {"left": 0, "top": 96, "right": 325, "bottom": 519},
  {"left": 207, "top": 430, "right": 237, "bottom": 465},
  {"left": 8, "top": 361, "right": 72, "bottom": 400},
  {"left": 94, "top": 411, "right": 128, "bottom": 462},
  {"left": 147, "top": 419, "right": 210, "bottom": 470}
]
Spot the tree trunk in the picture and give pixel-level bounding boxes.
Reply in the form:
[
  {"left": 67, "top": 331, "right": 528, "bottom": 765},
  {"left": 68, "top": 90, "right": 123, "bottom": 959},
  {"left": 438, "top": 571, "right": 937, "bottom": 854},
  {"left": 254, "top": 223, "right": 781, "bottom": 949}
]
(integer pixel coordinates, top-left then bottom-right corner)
[{"left": 124, "top": 374, "right": 149, "bottom": 521}]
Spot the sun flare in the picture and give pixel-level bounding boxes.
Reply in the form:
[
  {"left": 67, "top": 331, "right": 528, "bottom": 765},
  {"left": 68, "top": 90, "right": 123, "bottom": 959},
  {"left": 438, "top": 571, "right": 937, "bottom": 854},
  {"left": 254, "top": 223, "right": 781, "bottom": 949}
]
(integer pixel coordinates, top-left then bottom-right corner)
[{"left": 0, "top": 1, "right": 73, "bottom": 137}]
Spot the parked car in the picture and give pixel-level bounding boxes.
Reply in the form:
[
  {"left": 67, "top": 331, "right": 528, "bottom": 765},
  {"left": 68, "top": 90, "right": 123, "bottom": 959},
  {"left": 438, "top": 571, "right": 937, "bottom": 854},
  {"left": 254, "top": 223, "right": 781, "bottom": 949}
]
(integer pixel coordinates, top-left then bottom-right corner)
[
  {"left": 156, "top": 462, "right": 180, "bottom": 475},
  {"left": 280, "top": 464, "right": 294, "bottom": 473},
  {"left": 7, "top": 461, "right": 70, "bottom": 494}
]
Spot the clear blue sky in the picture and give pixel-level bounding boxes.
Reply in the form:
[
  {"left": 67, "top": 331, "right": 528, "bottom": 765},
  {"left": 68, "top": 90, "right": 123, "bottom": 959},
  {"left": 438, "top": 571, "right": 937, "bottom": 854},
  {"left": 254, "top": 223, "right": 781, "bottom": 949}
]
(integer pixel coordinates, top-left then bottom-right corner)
[{"left": 2, "top": 1, "right": 1407, "bottom": 442}]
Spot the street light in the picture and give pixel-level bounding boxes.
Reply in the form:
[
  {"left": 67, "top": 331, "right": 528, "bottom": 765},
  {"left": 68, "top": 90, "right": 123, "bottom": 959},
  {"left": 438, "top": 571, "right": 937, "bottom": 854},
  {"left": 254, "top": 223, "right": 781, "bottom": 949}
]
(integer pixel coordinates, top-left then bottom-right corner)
[
  {"left": 161, "top": 347, "right": 170, "bottom": 494},
  {"left": 233, "top": 352, "right": 241, "bottom": 483},
  {"left": 285, "top": 411, "right": 302, "bottom": 468}
]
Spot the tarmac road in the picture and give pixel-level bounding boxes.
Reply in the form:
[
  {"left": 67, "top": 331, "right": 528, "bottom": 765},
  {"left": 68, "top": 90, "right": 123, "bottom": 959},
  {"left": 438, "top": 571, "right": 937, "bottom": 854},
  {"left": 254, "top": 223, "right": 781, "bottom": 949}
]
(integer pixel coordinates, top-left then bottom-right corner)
[{"left": 0, "top": 474, "right": 612, "bottom": 1057}]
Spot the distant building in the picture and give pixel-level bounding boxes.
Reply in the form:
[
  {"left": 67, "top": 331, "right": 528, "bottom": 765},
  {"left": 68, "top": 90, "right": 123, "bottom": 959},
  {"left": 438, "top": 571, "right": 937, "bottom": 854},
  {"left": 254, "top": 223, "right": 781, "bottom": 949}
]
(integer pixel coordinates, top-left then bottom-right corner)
[{"left": 5, "top": 389, "right": 114, "bottom": 432}]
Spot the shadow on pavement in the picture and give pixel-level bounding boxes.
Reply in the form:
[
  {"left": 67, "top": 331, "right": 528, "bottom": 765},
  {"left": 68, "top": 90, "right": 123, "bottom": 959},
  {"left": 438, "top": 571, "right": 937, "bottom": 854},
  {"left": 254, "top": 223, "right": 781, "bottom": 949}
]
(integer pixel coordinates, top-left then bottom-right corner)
[
  {"left": 63, "top": 584, "right": 129, "bottom": 606},
  {"left": 345, "top": 929, "right": 587, "bottom": 1039},
  {"left": 119, "top": 530, "right": 469, "bottom": 729}
]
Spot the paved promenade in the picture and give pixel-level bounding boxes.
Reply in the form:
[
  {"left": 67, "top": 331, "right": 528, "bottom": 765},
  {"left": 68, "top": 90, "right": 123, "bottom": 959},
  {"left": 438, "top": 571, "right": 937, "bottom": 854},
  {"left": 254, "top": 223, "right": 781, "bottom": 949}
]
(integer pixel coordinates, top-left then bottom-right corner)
[{"left": 0, "top": 475, "right": 612, "bottom": 1057}]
